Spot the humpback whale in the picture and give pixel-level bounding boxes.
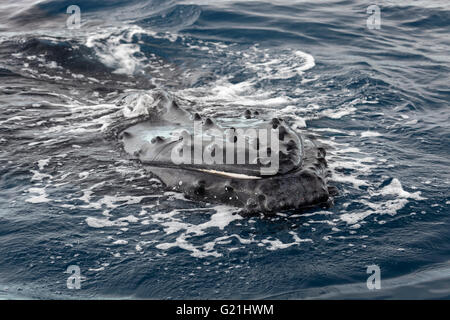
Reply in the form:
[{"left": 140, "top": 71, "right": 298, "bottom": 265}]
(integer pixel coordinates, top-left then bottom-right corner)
[{"left": 108, "top": 90, "right": 335, "bottom": 213}]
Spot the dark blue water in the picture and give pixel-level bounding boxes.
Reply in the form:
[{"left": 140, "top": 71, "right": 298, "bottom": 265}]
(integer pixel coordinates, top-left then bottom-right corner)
[{"left": 0, "top": 0, "right": 449, "bottom": 299}]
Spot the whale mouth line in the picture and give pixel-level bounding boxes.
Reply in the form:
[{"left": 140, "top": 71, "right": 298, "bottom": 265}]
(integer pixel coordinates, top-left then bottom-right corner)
[
  {"left": 191, "top": 169, "right": 262, "bottom": 180},
  {"left": 140, "top": 162, "right": 264, "bottom": 180}
]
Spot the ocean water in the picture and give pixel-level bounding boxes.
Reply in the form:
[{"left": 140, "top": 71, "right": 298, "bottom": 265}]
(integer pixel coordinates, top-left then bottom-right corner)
[{"left": 0, "top": 0, "right": 449, "bottom": 299}]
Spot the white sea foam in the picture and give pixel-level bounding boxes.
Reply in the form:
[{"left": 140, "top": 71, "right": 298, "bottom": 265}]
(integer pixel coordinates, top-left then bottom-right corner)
[
  {"left": 30, "top": 170, "right": 51, "bottom": 182},
  {"left": 154, "top": 205, "right": 243, "bottom": 257},
  {"left": 26, "top": 187, "right": 50, "bottom": 204},
  {"left": 121, "top": 93, "right": 156, "bottom": 118},
  {"left": 112, "top": 239, "right": 128, "bottom": 245},
  {"left": 376, "top": 178, "right": 426, "bottom": 200},
  {"left": 86, "top": 26, "right": 144, "bottom": 75},
  {"left": 261, "top": 232, "right": 313, "bottom": 251},
  {"left": 320, "top": 105, "right": 357, "bottom": 119},
  {"left": 176, "top": 43, "right": 315, "bottom": 116},
  {"left": 339, "top": 178, "right": 426, "bottom": 225},
  {"left": 361, "top": 131, "right": 382, "bottom": 138},
  {"left": 85, "top": 215, "right": 139, "bottom": 228},
  {"left": 85, "top": 25, "right": 181, "bottom": 78},
  {"left": 79, "top": 195, "right": 148, "bottom": 210}
]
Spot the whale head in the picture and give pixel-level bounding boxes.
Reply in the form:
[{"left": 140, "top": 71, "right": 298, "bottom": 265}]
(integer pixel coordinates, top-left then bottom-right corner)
[{"left": 110, "top": 90, "right": 334, "bottom": 213}]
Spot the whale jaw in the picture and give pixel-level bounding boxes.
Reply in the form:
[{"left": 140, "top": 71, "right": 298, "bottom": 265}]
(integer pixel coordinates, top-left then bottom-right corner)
[{"left": 144, "top": 143, "right": 330, "bottom": 213}]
